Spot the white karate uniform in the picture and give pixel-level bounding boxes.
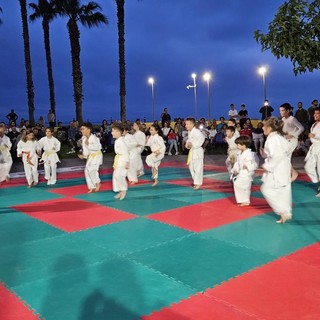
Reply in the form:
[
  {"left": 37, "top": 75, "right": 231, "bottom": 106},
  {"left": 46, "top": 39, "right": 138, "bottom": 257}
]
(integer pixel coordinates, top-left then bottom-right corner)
[
  {"left": 38, "top": 136, "right": 61, "bottom": 184},
  {"left": 304, "top": 121, "right": 320, "bottom": 183},
  {"left": 261, "top": 132, "right": 292, "bottom": 217},
  {"left": 282, "top": 116, "right": 304, "bottom": 158},
  {"left": 124, "top": 133, "right": 138, "bottom": 183},
  {"left": 82, "top": 134, "right": 103, "bottom": 190},
  {"left": 113, "top": 136, "right": 129, "bottom": 192},
  {"left": 232, "top": 148, "right": 258, "bottom": 204},
  {"left": 145, "top": 134, "right": 166, "bottom": 179},
  {"left": 133, "top": 130, "right": 146, "bottom": 175},
  {"left": 226, "top": 135, "right": 238, "bottom": 175},
  {"left": 0, "top": 134, "right": 13, "bottom": 182},
  {"left": 17, "top": 140, "right": 39, "bottom": 186},
  {"left": 187, "top": 127, "right": 205, "bottom": 185}
]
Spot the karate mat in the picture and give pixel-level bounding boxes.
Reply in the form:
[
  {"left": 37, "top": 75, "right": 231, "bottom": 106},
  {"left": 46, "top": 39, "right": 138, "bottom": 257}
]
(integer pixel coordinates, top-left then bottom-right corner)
[{"left": 1, "top": 162, "right": 320, "bottom": 319}]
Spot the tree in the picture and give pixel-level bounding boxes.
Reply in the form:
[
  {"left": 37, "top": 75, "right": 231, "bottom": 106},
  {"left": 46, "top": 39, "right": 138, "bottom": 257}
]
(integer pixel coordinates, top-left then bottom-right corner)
[
  {"left": 29, "top": 0, "right": 58, "bottom": 117},
  {"left": 116, "top": 0, "right": 126, "bottom": 122},
  {"left": 19, "top": 0, "right": 35, "bottom": 125},
  {"left": 55, "top": 0, "right": 108, "bottom": 124},
  {"left": 0, "top": 7, "right": 3, "bottom": 25},
  {"left": 254, "top": 0, "right": 320, "bottom": 75}
]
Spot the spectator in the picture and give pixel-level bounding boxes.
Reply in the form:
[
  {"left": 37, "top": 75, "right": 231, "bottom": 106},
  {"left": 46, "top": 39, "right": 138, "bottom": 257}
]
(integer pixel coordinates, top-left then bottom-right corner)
[
  {"left": 238, "top": 104, "right": 248, "bottom": 128},
  {"left": 259, "top": 100, "right": 274, "bottom": 120},
  {"left": 252, "top": 122, "right": 264, "bottom": 152},
  {"left": 6, "top": 109, "right": 18, "bottom": 124},
  {"left": 67, "top": 121, "right": 78, "bottom": 154},
  {"left": 208, "top": 122, "right": 217, "bottom": 144},
  {"left": 245, "top": 118, "right": 254, "bottom": 129},
  {"left": 216, "top": 116, "right": 226, "bottom": 132},
  {"left": 240, "top": 123, "right": 252, "bottom": 137},
  {"left": 162, "top": 121, "right": 171, "bottom": 142},
  {"left": 56, "top": 121, "right": 67, "bottom": 143},
  {"left": 295, "top": 101, "right": 309, "bottom": 130},
  {"left": 47, "top": 109, "right": 56, "bottom": 128},
  {"left": 161, "top": 107, "right": 171, "bottom": 127},
  {"left": 37, "top": 116, "right": 45, "bottom": 127},
  {"left": 308, "top": 99, "right": 318, "bottom": 128},
  {"left": 228, "top": 104, "right": 238, "bottom": 120},
  {"left": 167, "top": 127, "right": 179, "bottom": 155}
]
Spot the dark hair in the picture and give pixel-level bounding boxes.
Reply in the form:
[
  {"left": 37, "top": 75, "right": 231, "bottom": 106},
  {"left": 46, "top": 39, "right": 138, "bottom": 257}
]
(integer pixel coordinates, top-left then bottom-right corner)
[
  {"left": 111, "top": 122, "right": 125, "bottom": 133},
  {"left": 22, "top": 129, "right": 36, "bottom": 142},
  {"left": 228, "top": 118, "right": 236, "bottom": 125},
  {"left": 235, "top": 135, "right": 252, "bottom": 147},
  {"left": 150, "top": 124, "right": 163, "bottom": 137},
  {"left": 45, "top": 127, "right": 53, "bottom": 133},
  {"left": 263, "top": 117, "right": 285, "bottom": 136},
  {"left": 220, "top": 116, "right": 225, "bottom": 121},
  {"left": 226, "top": 126, "right": 236, "bottom": 133},
  {"left": 315, "top": 107, "right": 320, "bottom": 112},
  {"left": 279, "top": 102, "right": 292, "bottom": 111},
  {"left": 81, "top": 122, "right": 93, "bottom": 132},
  {"left": 123, "top": 123, "right": 132, "bottom": 132},
  {"left": 185, "top": 117, "right": 196, "bottom": 124}
]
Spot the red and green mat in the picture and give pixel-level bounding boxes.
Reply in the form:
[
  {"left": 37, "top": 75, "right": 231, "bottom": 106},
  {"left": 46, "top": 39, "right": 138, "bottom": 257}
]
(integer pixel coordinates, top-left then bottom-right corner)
[{"left": 0, "top": 163, "right": 319, "bottom": 319}]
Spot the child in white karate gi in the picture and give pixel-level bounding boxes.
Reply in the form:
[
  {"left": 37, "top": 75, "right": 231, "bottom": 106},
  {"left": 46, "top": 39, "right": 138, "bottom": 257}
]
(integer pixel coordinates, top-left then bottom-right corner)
[
  {"left": 231, "top": 136, "right": 259, "bottom": 206},
  {"left": 38, "top": 127, "right": 61, "bottom": 185},
  {"left": 112, "top": 123, "right": 129, "bottom": 200},
  {"left": 260, "top": 117, "right": 292, "bottom": 224},
  {"left": 145, "top": 124, "right": 166, "bottom": 187},
  {"left": 78, "top": 122, "right": 103, "bottom": 193},
  {"left": 0, "top": 123, "right": 13, "bottom": 183},
  {"left": 225, "top": 126, "right": 238, "bottom": 177},
  {"left": 133, "top": 121, "right": 146, "bottom": 177},
  {"left": 185, "top": 117, "right": 205, "bottom": 189},
  {"left": 304, "top": 107, "right": 320, "bottom": 197},
  {"left": 17, "top": 129, "right": 39, "bottom": 188}
]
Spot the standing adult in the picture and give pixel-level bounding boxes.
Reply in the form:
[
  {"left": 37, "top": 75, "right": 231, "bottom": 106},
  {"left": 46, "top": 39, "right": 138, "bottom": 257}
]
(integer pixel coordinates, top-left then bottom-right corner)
[
  {"left": 47, "top": 109, "right": 56, "bottom": 128},
  {"left": 304, "top": 108, "right": 320, "bottom": 197},
  {"left": 228, "top": 104, "right": 238, "bottom": 120},
  {"left": 308, "top": 99, "right": 318, "bottom": 129},
  {"left": 294, "top": 101, "right": 309, "bottom": 131},
  {"left": 259, "top": 100, "right": 274, "bottom": 120},
  {"left": 238, "top": 104, "right": 248, "bottom": 128},
  {"left": 6, "top": 109, "right": 18, "bottom": 124},
  {"left": 161, "top": 107, "right": 171, "bottom": 127}
]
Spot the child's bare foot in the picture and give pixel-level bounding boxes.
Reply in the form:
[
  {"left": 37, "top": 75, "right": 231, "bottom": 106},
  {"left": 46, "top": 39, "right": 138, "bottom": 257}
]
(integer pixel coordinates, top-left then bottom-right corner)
[
  {"left": 130, "top": 181, "right": 137, "bottom": 185},
  {"left": 277, "top": 213, "right": 292, "bottom": 224},
  {"left": 27, "top": 184, "right": 32, "bottom": 188},
  {"left": 33, "top": 182, "right": 38, "bottom": 186},
  {"left": 238, "top": 202, "right": 250, "bottom": 207},
  {"left": 291, "top": 169, "right": 298, "bottom": 182},
  {"left": 193, "top": 185, "right": 201, "bottom": 190},
  {"left": 95, "top": 182, "right": 101, "bottom": 192},
  {"left": 114, "top": 192, "right": 121, "bottom": 199},
  {"left": 88, "top": 188, "right": 95, "bottom": 193},
  {"left": 152, "top": 179, "right": 158, "bottom": 187},
  {"left": 119, "top": 191, "right": 126, "bottom": 200}
]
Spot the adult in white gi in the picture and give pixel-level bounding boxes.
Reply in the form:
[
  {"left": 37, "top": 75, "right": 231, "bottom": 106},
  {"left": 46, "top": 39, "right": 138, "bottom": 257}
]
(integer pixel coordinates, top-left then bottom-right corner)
[
  {"left": 185, "top": 118, "right": 205, "bottom": 189},
  {"left": 304, "top": 108, "right": 320, "bottom": 197},
  {"left": 123, "top": 126, "right": 138, "bottom": 184},
  {"left": 225, "top": 126, "right": 238, "bottom": 176},
  {"left": 38, "top": 128, "right": 61, "bottom": 185},
  {"left": 260, "top": 117, "right": 292, "bottom": 223},
  {"left": 112, "top": 123, "right": 129, "bottom": 200},
  {"left": 78, "top": 123, "right": 103, "bottom": 193},
  {"left": 231, "top": 136, "right": 259, "bottom": 206},
  {"left": 133, "top": 122, "right": 146, "bottom": 177},
  {"left": 17, "top": 129, "right": 39, "bottom": 188},
  {"left": 145, "top": 125, "right": 166, "bottom": 187},
  {"left": 0, "top": 124, "right": 13, "bottom": 183},
  {"left": 280, "top": 103, "right": 304, "bottom": 181}
]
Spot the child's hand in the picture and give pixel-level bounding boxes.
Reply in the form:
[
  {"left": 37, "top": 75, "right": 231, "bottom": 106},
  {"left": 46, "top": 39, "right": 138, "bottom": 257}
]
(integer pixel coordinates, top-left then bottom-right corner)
[
  {"left": 125, "top": 162, "right": 129, "bottom": 169},
  {"left": 78, "top": 154, "right": 84, "bottom": 159},
  {"left": 154, "top": 150, "right": 161, "bottom": 156},
  {"left": 85, "top": 138, "right": 89, "bottom": 145},
  {"left": 186, "top": 142, "right": 192, "bottom": 149}
]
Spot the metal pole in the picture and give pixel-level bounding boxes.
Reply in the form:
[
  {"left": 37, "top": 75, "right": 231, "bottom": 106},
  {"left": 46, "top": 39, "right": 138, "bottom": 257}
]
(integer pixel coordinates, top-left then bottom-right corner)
[
  {"left": 193, "top": 77, "right": 197, "bottom": 119},
  {"left": 263, "top": 73, "right": 266, "bottom": 102},
  {"left": 207, "top": 80, "right": 211, "bottom": 120},
  {"left": 151, "top": 83, "right": 155, "bottom": 121}
]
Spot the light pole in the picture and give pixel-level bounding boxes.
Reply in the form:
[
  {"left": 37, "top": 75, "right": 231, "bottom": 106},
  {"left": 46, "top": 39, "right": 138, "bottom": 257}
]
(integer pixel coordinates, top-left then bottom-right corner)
[
  {"left": 258, "top": 66, "right": 267, "bottom": 102},
  {"left": 148, "top": 77, "right": 155, "bottom": 121},
  {"left": 186, "top": 73, "right": 198, "bottom": 119},
  {"left": 203, "top": 72, "right": 211, "bottom": 120}
]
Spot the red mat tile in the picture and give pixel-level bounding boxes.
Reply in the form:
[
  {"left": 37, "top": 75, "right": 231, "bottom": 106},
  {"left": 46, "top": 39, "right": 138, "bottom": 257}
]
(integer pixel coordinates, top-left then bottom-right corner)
[
  {"left": 142, "top": 293, "right": 257, "bottom": 320},
  {"left": 286, "top": 242, "right": 320, "bottom": 268},
  {"left": 162, "top": 161, "right": 188, "bottom": 168},
  {"left": 206, "top": 257, "right": 320, "bottom": 320},
  {"left": 0, "top": 283, "right": 39, "bottom": 320},
  {"left": 296, "top": 172, "right": 311, "bottom": 182},
  {"left": 203, "top": 164, "right": 227, "bottom": 172},
  {"left": 147, "top": 197, "right": 271, "bottom": 232},
  {"left": 12, "top": 198, "right": 136, "bottom": 232}
]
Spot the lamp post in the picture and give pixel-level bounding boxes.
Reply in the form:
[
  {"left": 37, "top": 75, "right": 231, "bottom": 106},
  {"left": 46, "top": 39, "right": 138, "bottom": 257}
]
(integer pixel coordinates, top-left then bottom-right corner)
[
  {"left": 148, "top": 77, "right": 155, "bottom": 121},
  {"left": 203, "top": 72, "right": 211, "bottom": 120},
  {"left": 186, "top": 73, "right": 198, "bottom": 119},
  {"left": 258, "top": 66, "right": 267, "bottom": 102}
]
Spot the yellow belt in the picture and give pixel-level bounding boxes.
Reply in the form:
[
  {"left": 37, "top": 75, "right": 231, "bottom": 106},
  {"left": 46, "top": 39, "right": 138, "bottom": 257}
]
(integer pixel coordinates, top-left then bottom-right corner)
[
  {"left": 187, "top": 148, "right": 192, "bottom": 165},
  {"left": 88, "top": 150, "right": 102, "bottom": 159},
  {"left": 44, "top": 150, "right": 55, "bottom": 156},
  {"left": 113, "top": 154, "right": 122, "bottom": 169}
]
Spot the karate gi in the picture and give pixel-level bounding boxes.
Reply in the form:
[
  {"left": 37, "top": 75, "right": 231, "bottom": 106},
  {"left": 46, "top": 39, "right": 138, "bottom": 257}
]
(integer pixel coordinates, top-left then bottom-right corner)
[
  {"left": 133, "top": 130, "right": 146, "bottom": 175},
  {"left": 282, "top": 116, "right": 304, "bottom": 158},
  {"left": 124, "top": 133, "right": 138, "bottom": 183},
  {"left": 187, "top": 127, "right": 205, "bottom": 186},
  {"left": 261, "top": 132, "right": 292, "bottom": 218},
  {"left": 145, "top": 134, "right": 166, "bottom": 179},
  {"left": 232, "top": 148, "right": 258, "bottom": 204},
  {"left": 304, "top": 121, "right": 320, "bottom": 183},
  {"left": 38, "top": 136, "right": 61, "bottom": 185},
  {"left": 0, "top": 134, "right": 13, "bottom": 182},
  {"left": 226, "top": 135, "right": 238, "bottom": 176},
  {"left": 113, "top": 136, "right": 129, "bottom": 192},
  {"left": 81, "top": 134, "right": 103, "bottom": 190},
  {"left": 17, "top": 140, "right": 39, "bottom": 186}
]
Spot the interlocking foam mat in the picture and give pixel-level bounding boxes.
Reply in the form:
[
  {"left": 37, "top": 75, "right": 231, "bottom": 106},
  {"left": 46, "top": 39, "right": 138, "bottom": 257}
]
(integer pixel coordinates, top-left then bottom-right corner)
[{"left": 1, "top": 163, "right": 319, "bottom": 319}]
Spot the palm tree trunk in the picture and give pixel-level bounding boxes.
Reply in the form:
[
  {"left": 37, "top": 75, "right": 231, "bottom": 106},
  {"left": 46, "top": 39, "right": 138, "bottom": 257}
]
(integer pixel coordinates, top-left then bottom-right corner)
[
  {"left": 67, "top": 19, "right": 83, "bottom": 124},
  {"left": 42, "top": 18, "right": 56, "bottom": 116},
  {"left": 19, "top": 0, "right": 35, "bottom": 125},
  {"left": 116, "top": 0, "right": 126, "bottom": 122}
]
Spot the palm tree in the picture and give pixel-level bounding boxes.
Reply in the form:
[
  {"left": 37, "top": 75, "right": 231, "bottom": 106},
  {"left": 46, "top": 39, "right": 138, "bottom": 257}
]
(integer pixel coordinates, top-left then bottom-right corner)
[
  {"left": 116, "top": 0, "right": 126, "bottom": 122},
  {"left": 29, "top": 0, "right": 58, "bottom": 117},
  {"left": 0, "top": 7, "right": 3, "bottom": 25},
  {"left": 55, "top": 0, "right": 108, "bottom": 124},
  {"left": 19, "top": 0, "right": 35, "bottom": 125}
]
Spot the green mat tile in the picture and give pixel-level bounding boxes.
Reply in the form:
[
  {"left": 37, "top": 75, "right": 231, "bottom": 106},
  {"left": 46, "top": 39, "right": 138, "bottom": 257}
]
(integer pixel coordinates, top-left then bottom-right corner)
[
  {"left": 203, "top": 171, "right": 230, "bottom": 181},
  {"left": 128, "top": 234, "right": 273, "bottom": 291},
  {"left": 13, "top": 257, "right": 196, "bottom": 320},
  {"left": 203, "top": 213, "right": 320, "bottom": 257},
  {"left": 0, "top": 235, "right": 115, "bottom": 287},
  {"left": 72, "top": 218, "right": 191, "bottom": 255},
  {"left": 0, "top": 209, "right": 31, "bottom": 225}
]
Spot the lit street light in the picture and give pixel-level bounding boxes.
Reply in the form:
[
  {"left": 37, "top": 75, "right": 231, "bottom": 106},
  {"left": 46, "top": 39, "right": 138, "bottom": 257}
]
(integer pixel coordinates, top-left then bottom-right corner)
[
  {"left": 148, "top": 77, "right": 155, "bottom": 121},
  {"left": 186, "top": 73, "right": 198, "bottom": 119},
  {"left": 203, "top": 72, "right": 212, "bottom": 120},
  {"left": 258, "top": 66, "right": 267, "bottom": 102}
]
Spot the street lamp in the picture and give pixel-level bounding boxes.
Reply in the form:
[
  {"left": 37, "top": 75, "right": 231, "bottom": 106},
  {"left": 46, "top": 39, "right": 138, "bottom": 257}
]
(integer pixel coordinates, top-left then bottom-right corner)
[
  {"left": 203, "top": 72, "right": 212, "bottom": 120},
  {"left": 186, "top": 73, "right": 198, "bottom": 119},
  {"left": 258, "top": 66, "right": 267, "bottom": 102},
  {"left": 148, "top": 77, "right": 155, "bottom": 121}
]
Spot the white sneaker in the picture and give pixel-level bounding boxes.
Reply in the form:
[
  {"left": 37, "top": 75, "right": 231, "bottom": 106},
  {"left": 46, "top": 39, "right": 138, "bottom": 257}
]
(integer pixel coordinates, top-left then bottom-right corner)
[
  {"left": 168, "top": 152, "right": 172, "bottom": 155},
  {"left": 175, "top": 152, "right": 179, "bottom": 155}
]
